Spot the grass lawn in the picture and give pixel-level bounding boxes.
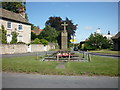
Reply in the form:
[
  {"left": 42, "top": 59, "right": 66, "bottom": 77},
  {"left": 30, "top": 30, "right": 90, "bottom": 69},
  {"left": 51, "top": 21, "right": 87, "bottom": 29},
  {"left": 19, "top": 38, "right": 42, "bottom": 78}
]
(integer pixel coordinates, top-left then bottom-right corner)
[
  {"left": 88, "top": 49, "right": 120, "bottom": 55},
  {"left": 2, "top": 55, "right": 119, "bottom": 76}
]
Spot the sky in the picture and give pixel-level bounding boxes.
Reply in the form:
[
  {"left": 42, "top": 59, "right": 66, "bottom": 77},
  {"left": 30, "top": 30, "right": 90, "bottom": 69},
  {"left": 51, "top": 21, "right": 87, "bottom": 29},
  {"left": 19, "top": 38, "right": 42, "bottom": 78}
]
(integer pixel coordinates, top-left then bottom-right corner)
[{"left": 26, "top": 2, "right": 118, "bottom": 43}]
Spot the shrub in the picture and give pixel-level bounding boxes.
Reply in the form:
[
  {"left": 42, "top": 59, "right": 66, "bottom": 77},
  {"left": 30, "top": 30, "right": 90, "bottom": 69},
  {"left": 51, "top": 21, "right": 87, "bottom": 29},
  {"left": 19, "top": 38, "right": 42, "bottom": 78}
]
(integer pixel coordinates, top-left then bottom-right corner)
[
  {"left": 17, "top": 42, "right": 26, "bottom": 44},
  {"left": 80, "top": 43, "right": 96, "bottom": 50},
  {"left": 84, "top": 45, "right": 96, "bottom": 50},
  {"left": 40, "top": 39, "right": 48, "bottom": 46},
  {"left": 0, "top": 25, "right": 7, "bottom": 43},
  {"left": 31, "top": 38, "right": 41, "bottom": 44},
  {"left": 10, "top": 31, "right": 18, "bottom": 44}
]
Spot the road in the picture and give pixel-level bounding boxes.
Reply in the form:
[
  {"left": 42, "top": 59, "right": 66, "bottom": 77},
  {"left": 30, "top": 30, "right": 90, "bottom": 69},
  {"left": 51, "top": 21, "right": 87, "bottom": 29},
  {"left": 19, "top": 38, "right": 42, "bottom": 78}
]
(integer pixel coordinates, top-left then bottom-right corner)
[
  {"left": 2, "top": 72, "right": 118, "bottom": 88},
  {"left": 74, "top": 51, "right": 120, "bottom": 58},
  {"left": 2, "top": 51, "right": 120, "bottom": 58},
  {"left": 2, "top": 51, "right": 57, "bottom": 58}
]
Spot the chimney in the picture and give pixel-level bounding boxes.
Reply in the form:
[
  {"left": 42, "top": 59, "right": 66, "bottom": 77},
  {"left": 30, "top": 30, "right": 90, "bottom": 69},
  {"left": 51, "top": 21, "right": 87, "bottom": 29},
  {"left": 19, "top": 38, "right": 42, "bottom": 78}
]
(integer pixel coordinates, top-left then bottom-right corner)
[
  {"left": 108, "top": 31, "right": 110, "bottom": 35},
  {"left": 18, "top": 7, "right": 26, "bottom": 18}
]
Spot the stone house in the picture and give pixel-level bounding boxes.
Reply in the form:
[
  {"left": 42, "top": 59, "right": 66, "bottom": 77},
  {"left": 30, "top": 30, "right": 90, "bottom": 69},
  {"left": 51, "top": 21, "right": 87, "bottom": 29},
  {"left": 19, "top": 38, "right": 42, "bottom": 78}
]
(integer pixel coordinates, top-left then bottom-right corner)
[
  {"left": 0, "top": 8, "right": 31, "bottom": 44},
  {"left": 111, "top": 32, "right": 120, "bottom": 51}
]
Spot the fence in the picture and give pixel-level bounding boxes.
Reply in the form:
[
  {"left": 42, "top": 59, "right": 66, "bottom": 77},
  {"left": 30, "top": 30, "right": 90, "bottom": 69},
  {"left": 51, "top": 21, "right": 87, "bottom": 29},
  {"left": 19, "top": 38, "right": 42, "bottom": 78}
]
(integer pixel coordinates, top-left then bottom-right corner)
[{"left": 79, "top": 51, "right": 91, "bottom": 62}]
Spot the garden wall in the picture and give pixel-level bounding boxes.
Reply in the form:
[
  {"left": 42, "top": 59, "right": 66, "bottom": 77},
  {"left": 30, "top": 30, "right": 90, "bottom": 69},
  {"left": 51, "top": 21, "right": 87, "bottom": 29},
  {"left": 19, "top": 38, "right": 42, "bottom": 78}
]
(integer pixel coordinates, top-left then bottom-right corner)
[{"left": 1, "top": 43, "right": 56, "bottom": 54}]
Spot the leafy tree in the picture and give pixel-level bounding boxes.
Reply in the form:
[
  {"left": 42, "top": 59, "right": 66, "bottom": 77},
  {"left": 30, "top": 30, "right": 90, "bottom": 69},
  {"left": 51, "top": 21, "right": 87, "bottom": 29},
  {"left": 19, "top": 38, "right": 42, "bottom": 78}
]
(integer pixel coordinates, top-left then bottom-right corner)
[
  {"left": 45, "top": 16, "right": 77, "bottom": 47},
  {"left": 0, "top": 25, "right": 7, "bottom": 43},
  {"left": 87, "top": 33, "right": 112, "bottom": 49},
  {"left": 31, "top": 24, "right": 39, "bottom": 41},
  {"left": 45, "top": 17, "right": 63, "bottom": 31},
  {"left": 38, "top": 25, "right": 59, "bottom": 43},
  {"left": 2, "top": 2, "right": 28, "bottom": 21},
  {"left": 40, "top": 39, "right": 48, "bottom": 46},
  {"left": 31, "top": 32, "right": 37, "bottom": 41},
  {"left": 10, "top": 31, "right": 18, "bottom": 44},
  {"left": 31, "top": 24, "right": 34, "bottom": 30}
]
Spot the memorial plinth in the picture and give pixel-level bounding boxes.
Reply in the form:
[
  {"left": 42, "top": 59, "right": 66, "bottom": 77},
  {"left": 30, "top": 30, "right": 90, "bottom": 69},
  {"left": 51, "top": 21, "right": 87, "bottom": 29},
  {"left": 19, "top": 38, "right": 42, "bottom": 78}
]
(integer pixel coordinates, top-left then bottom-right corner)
[{"left": 61, "top": 31, "right": 68, "bottom": 50}]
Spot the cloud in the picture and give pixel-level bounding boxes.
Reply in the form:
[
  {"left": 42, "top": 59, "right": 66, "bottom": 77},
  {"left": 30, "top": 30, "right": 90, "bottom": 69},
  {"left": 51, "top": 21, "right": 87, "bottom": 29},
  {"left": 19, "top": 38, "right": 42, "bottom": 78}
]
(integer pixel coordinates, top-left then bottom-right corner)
[{"left": 84, "top": 26, "right": 93, "bottom": 30}]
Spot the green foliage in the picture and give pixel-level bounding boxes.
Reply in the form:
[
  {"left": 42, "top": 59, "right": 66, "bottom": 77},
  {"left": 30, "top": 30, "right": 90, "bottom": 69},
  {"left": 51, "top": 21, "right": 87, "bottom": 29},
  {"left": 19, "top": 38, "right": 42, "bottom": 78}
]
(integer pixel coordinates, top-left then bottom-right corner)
[
  {"left": 17, "top": 42, "right": 26, "bottom": 44},
  {"left": 0, "top": 25, "right": 7, "bottom": 44},
  {"left": 31, "top": 24, "right": 34, "bottom": 30},
  {"left": 38, "top": 25, "right": 59, "bottom": 43},
  {"left": 45, "top": 16, "right": 78, "bottom": 46},
  {"left": 31, "top": 38, "right": 41, "bottom": 44},
  {"left": 31, "top": 32, "right": 37, "bottom": 41},
  {"left": 83, "top": 43, "right": 96, "bottom": 50},
  {"left": 40, "top": 39, "right": 48, "bottom": 46},
  {"left": 45, "top": 17, "right": 63, "bottom": 31},
  {"left": 10, "top": 31, "right": 18, "bottom": 44},
  {"left": 81, "top": 44, "right": 85, "bottom": 49},
  {"left": 2, "top": 2, "right": 28, "bottom": 21},
  {"left": 87, "top": 33, "right": 112, "bottom": 49},
  {"left": 65, "top": 18, "right": 77, "bottom": 43}
]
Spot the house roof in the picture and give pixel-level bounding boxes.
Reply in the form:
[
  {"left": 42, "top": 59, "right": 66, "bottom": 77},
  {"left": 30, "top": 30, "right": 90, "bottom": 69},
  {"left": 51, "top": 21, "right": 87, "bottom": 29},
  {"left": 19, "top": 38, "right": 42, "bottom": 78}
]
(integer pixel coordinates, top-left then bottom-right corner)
[
  {"left": 32, "top": 26, "right": 43, "bottom": 35},
  {"left": 0, "top": 8, "right": 32, "bottom": 25},
  {"left": 111, "top": 32, "right": 120, "bottom": 39}
]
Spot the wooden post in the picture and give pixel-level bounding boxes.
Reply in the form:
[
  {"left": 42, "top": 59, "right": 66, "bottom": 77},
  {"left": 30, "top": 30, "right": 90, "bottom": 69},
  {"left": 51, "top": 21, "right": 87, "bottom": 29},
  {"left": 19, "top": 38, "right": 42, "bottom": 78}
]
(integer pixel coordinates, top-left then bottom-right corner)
[
  {"left": 68, "top": 53, "right": 70, "bottom": 61},
  {"left": 82, "top": 51, "right": 84, "bottom": 58},
  {"left": 88, "top": 53, "right": 91, "bottom": 62}
]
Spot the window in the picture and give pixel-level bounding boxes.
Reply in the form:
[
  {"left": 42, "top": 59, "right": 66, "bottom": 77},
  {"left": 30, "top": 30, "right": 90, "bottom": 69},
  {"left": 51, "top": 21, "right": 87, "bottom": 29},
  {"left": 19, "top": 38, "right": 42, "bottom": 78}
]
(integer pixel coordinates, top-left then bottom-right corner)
[
  {"left": 18, "top": 35, "right": 23, "bottom": 42},
  {"left": 18, "top": 24, "right": 23, "bottom": 31},
  {"left": 7, "top": 21, "right": 12, "bottom": 29}
]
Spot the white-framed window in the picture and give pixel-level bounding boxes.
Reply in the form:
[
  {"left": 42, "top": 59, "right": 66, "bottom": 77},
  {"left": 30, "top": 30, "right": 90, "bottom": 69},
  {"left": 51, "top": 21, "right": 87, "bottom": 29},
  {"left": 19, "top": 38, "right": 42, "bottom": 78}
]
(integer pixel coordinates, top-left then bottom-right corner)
[
  {"left": 18, "top": 23, "right": 23, "bottom": 31},
  {"left": 17, "top": 35, "right": 23, "bottom": 42},
  {"left": 7, "top": 21, "right": 12, "bottom": 29}
]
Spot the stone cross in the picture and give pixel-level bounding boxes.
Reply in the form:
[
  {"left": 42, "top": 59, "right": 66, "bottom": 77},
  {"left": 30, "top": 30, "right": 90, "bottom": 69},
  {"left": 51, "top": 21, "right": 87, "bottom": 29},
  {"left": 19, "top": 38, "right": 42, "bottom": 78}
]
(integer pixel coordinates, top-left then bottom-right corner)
[
  {"left": 61, "top": 22, "right": 68, "bottom": 50},
  {"left": 61, "top": 22, "right": 68, "bottom": 32}
]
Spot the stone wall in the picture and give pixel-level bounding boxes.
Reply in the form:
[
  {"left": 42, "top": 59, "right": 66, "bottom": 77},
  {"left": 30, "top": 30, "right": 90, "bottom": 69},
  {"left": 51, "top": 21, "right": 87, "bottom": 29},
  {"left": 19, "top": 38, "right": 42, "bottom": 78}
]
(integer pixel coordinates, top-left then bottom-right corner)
[{"left": 1, "top": 44, "right": 56, "bottom": 54}]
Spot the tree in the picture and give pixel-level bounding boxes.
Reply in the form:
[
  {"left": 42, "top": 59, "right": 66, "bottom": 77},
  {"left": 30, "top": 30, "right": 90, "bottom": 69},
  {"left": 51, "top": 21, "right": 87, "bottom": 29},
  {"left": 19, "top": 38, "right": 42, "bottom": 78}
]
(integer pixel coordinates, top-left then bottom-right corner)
[
  {"left": 45, "top": 17, "right": 63, "bottom": 31},
  {"left": 38, "top": 25, "right": 59, "bottom": 43},
  {"left": 45, "top": 16, "right": 77, "bottom": 47},
  {"left": 87, "top": 33, "right": 112, "bottom": 49},
  {"left": 31, "top": 32, "right": 37, "bottom": 41},
  {"left": 2, "top": 2, "right": 28, "bottom": 21},
  {"left": 10, "top": 31, "right": 18, "bottom": 44},
  {"left": 0, "top": 25, "right": 7, "bottom": 44},
  {"left": 31, "top": 24, "right": 34, "bottom": 30},
  {"left": 65, "top": 18, "right": 77, "bottom": 45}
]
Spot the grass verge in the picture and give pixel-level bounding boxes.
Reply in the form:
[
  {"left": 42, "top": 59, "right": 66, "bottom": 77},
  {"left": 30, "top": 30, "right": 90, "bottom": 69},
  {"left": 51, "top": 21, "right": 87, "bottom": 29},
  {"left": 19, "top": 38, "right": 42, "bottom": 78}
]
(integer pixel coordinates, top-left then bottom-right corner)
[
  {"left": 2, "top": 55, "right": 119, "bottom": 76},
  {"left": 89, "top": 49, "right": 120, "bottom": 55}
]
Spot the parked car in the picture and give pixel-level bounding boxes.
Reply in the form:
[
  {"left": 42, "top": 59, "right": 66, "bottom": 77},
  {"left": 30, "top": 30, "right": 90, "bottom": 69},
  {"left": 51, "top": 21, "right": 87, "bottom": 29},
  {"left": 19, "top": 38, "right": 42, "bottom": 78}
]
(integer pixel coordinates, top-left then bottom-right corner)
[{"left": 74, "top": 47, "right": 78, "bottom": 51}]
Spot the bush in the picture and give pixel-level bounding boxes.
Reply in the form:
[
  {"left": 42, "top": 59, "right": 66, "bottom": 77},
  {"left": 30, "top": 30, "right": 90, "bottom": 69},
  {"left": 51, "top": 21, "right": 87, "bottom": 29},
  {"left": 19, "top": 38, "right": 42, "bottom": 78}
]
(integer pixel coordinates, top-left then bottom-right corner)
[
  {"left": 10, "top": 31, "right": 18, "bottom": 44},
  {"left": 17, "top": 42, "right": 26, "bottom": 44},
  {"left": 81, "top": 44, "right": 96, "bottom": 50},
  {"left": 84, "top": 45, "right": 96, "bottom": 50},
  {"left": 31, "top": 38, "right": 41, "bottom": 44},
  {"left": 1, "top": 25, "right": 7, "bottom": 43},
  {"left": 40, "top": 39, "right": 48, "bottom": 46}
]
